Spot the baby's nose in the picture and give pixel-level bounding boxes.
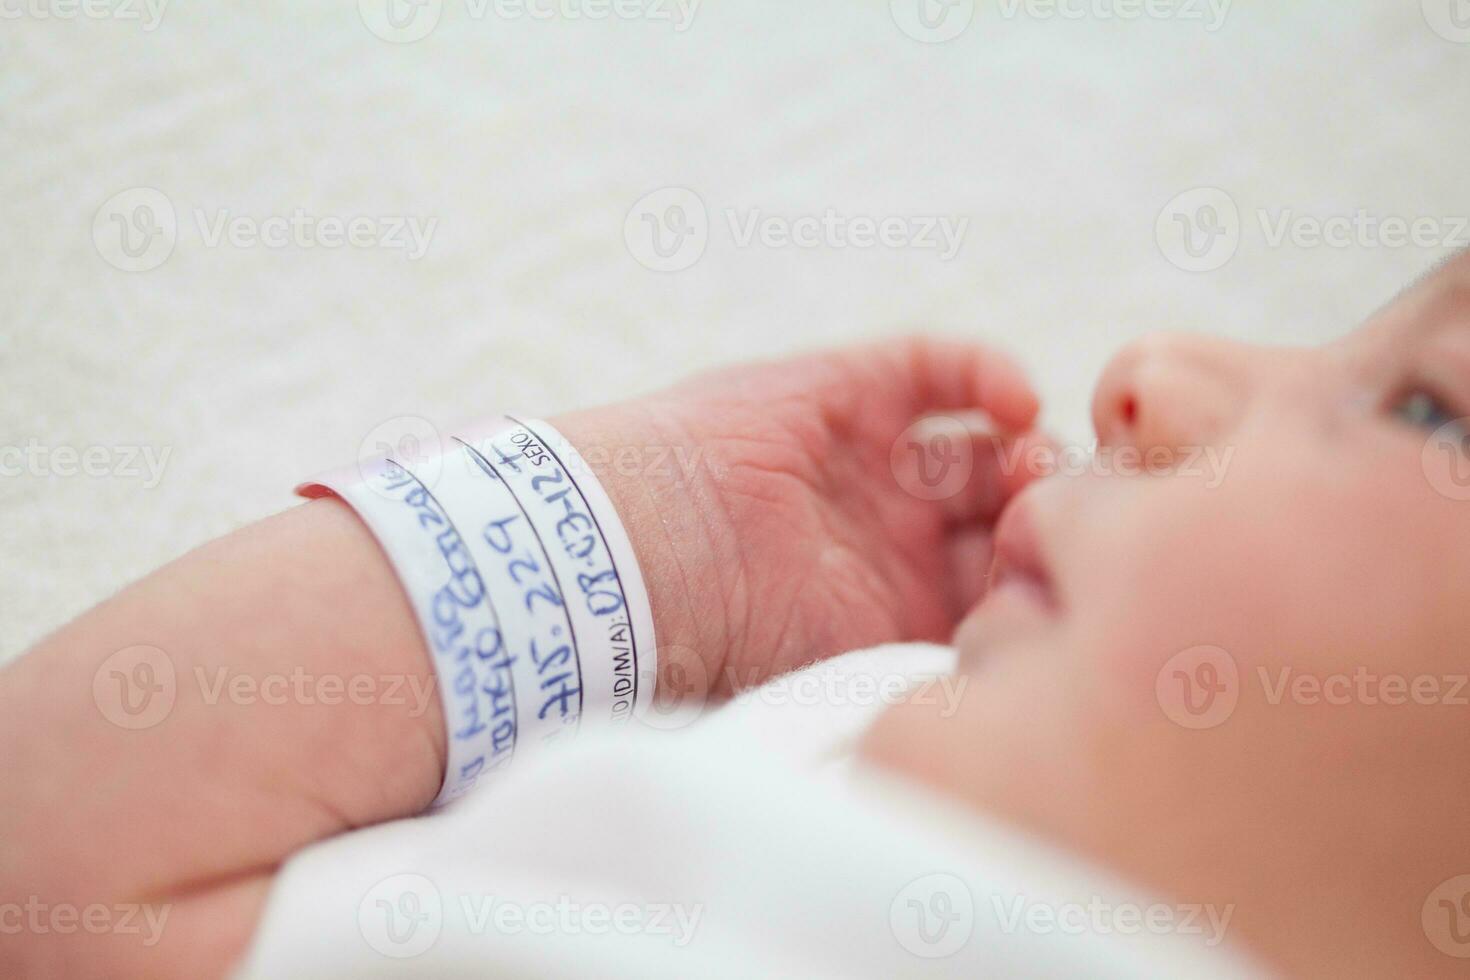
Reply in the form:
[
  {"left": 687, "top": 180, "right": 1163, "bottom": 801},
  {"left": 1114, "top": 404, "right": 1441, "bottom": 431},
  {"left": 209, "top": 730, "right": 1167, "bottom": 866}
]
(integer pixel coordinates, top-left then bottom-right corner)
[{"left": 1091, "top": 331, "right": 1252, "bottom": 453}]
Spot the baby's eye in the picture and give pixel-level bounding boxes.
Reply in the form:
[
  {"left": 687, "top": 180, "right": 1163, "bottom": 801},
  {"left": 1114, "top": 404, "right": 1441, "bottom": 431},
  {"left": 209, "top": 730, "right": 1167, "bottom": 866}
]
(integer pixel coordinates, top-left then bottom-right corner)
[{"left": 1391, "top": 388, "right": 1467, "bottom": 437}]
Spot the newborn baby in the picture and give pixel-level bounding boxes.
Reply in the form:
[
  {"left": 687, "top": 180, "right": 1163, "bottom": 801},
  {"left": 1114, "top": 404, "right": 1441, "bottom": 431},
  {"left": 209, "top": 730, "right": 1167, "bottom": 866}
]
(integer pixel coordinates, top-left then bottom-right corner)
[{"left": 5, "top": 252, "right": 1470, "bottom": 978}]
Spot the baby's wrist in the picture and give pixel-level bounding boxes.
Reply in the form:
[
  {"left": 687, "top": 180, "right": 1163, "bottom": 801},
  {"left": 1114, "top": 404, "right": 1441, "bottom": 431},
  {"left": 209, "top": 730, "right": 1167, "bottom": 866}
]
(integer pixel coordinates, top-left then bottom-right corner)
[{"left": 550, "top": 406, "right": 735, "bottom": 702}]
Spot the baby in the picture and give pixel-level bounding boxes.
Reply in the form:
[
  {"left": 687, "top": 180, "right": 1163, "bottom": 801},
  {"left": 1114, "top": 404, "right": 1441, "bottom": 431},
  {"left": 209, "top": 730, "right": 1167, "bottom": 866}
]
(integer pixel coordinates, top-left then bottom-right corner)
[{"left": 5, "top": 251, "right": 1470, "bottom": 978}]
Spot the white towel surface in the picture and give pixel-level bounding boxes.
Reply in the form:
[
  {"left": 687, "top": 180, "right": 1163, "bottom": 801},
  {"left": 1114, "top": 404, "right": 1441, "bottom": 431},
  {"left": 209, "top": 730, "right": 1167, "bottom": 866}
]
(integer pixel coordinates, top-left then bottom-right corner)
[{"left": 5, "top": 1, "right": 1470, "bottom": 660}]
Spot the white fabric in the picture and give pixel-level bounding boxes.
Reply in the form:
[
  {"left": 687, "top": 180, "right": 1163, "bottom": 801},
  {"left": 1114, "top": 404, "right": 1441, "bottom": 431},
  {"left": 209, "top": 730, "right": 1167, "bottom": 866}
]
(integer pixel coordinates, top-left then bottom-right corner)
[
  {"left": 235, "top": 644, "right": 1267, "bottom": 978},
  {"left": 5, "top": 1, "right": 1468, "bottom": 663}
]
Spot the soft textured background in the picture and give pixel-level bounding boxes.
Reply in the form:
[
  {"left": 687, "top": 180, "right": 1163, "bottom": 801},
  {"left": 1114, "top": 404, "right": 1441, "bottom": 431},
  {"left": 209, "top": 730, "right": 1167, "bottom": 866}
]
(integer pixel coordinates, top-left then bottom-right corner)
[{"left": 4, "top": 0, "right": 1468, "bottom": 661}]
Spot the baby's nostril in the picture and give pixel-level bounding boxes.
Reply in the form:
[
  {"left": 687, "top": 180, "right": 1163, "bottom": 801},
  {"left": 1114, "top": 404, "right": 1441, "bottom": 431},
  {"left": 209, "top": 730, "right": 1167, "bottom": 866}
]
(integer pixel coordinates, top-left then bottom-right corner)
[{"left": 1120, "top": 395, "right": 1138, "bottom": 428}]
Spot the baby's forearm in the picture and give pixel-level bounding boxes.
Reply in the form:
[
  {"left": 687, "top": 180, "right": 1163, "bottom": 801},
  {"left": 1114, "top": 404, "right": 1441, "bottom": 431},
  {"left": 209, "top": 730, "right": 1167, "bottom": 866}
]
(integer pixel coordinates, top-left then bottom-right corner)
[{"left": 0, "top": 412, "right": 723, "bottom": 978}]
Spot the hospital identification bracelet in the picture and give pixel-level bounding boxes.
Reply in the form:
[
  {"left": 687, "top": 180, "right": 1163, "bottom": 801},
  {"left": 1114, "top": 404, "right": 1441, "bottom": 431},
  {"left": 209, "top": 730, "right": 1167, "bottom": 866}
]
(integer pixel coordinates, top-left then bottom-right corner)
[{"left": 298, "top": 416, "right": 657, "bottom": 807}]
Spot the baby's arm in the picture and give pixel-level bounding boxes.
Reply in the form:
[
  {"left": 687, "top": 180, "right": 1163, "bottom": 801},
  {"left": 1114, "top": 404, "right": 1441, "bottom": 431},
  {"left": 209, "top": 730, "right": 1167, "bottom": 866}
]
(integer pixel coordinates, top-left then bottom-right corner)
[{"left": 0, "top": 337, "right": 1043, "bottom": 979}]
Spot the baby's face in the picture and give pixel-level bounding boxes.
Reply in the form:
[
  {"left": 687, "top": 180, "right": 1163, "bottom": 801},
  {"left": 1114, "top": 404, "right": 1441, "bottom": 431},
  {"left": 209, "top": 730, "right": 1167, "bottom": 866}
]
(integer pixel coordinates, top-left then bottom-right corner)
[{"left": 867, "top": 254, "right": 1470, "bottom": 972}]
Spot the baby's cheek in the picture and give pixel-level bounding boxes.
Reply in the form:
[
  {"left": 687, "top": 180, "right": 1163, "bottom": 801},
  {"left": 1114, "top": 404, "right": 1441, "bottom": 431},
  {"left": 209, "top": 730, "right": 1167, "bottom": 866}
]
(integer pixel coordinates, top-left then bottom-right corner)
[{"left": 1075, "top": 512, "right": 1280, "bottom": 725}]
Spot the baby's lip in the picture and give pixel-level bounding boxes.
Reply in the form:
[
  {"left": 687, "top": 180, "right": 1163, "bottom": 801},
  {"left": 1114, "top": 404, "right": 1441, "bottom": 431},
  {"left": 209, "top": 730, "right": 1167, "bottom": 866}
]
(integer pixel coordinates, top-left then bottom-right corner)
[{"left": 986, "top": 494, "right": 1060, "bottom": 613}]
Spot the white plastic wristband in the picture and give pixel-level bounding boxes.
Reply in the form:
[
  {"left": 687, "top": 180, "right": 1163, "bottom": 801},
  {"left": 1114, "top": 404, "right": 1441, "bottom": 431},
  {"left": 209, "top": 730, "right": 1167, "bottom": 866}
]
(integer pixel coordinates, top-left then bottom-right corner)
[{"left": 298, "top": 416, "right": 657, "bottom": 807}]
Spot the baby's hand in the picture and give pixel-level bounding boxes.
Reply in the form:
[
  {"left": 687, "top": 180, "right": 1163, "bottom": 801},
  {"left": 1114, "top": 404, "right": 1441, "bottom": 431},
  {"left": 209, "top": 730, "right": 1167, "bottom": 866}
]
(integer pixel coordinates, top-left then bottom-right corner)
[{"left": 553, "top": 336, "right": 1048, "bottom": 698}]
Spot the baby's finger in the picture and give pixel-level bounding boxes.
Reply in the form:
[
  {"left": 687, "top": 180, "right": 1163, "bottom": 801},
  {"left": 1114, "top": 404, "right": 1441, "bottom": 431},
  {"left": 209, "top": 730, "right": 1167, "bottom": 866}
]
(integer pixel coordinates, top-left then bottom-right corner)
[
  {"left": 869, "top": 335, "right": 1042, "bottom": 433},
  {"left": 937, "top": 427, "right": 1057, "bottom": 525},
  {"left": 945, "top": 524, "right": 996, "bottom": 623}
]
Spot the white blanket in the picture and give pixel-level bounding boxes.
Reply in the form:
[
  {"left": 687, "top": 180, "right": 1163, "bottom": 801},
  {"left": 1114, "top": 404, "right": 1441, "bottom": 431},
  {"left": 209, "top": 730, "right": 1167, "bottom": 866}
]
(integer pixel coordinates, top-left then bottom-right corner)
[
  {"left": 4, "top": 1, "right": 1467, "bottom": 661},
  {"left": 236, "top": 644, "right": 1268, "bottom": 978}
]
